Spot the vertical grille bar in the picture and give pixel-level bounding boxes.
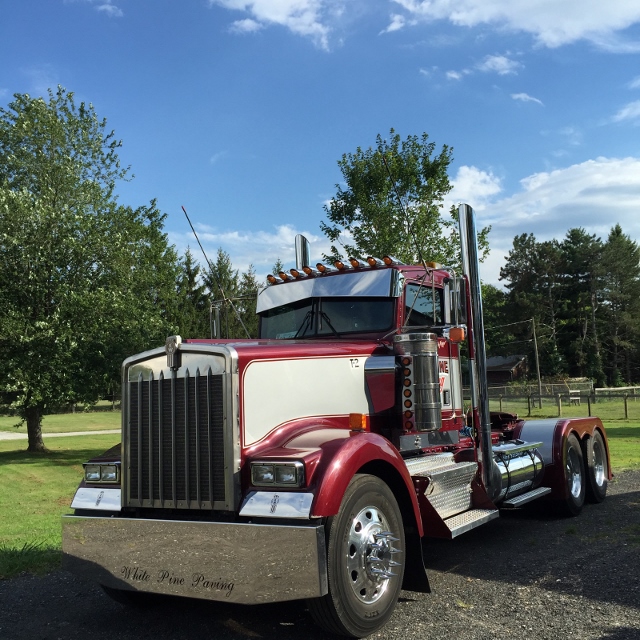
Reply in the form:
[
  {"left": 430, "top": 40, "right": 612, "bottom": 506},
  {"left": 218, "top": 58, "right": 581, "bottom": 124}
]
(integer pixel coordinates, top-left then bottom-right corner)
[
  {"left": 171, "top": 372, "right": 177, "bottom": 507},
  {"left": 137, "top": 373, "right": 143, "bottom": 502},
  {"left": 183, "top": 370, "right": 190, "bottom": 506},
  {"left": 195, "top": 368, "right": 202, "bottom": 506},
  {"left": 147, "top": 371, "right": 154, "bottom": 504},
  {"left": 207, "top": 367, "right": 214, "bottom": 504},
  {"left": 158, "top": 371, "right": 164, "bottom": 504}
]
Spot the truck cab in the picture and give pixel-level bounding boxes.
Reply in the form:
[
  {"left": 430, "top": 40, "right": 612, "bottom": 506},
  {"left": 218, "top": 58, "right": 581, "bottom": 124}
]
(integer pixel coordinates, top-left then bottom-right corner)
[{"left": 62, "top": 205, "right": 611, "bottom": 638}]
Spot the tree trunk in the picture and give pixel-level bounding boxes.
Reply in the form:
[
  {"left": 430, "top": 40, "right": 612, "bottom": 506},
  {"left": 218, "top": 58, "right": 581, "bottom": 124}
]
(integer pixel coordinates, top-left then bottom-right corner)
[{"left": 25, "top": 406, "right": 48, "bottom": 453}]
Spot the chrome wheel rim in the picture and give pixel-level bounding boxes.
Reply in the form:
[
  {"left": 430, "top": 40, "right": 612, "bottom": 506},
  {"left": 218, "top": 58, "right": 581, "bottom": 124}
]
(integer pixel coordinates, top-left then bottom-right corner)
[
  {"left": 593, "top": 440, "right": 606, "bottom": 487},
  {"left": 566, "top": 446, "right": 582, "bottom": 498},
  {"left": 345, "top": 506, "right": 401, "bottom": 605}
]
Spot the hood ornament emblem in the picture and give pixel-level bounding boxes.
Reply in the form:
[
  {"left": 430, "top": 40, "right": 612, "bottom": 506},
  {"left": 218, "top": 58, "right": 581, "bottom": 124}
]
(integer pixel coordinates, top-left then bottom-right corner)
[{"left": 165, "top": 335, "right": 182, "bottom": 370}]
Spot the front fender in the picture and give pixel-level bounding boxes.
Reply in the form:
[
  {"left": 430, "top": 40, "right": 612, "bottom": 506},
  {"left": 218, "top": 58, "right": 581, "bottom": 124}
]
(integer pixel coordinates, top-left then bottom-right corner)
[{"left": 309, "top": 431, "right": 423, "bottom": 537}]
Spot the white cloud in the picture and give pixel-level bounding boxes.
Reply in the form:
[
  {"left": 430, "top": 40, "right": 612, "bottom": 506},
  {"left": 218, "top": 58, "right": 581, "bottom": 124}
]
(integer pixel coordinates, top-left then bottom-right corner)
[
  {"left": 477, "top": 54, "right": 521, "bottom": 75},
  {"left": 446, "top": 53, "right": 518, "bottom": 82},
  {"left": 511, "top": 92, "right": 543, "bottom": 106},
  {"left": 230, "top": 18, "right": 264, "bottom": 33},
  {"left": 448, "top": 166, "right": 503, "bottom": 212},
  {"left": 209, "top": 0, "right": 334, "bottom": 50},
  {"left": 390, "top": 0, "right": 640, "bottom": 48},
  {"left": 95, "top": 2, "right": 123, "bottom": 17},
  {"left": 628, "top": 76, "right": 640, "bottom": 89},
  {"left": 612, "top": 100, "right": 640, "bottom": 123},
  {"left": 468, "top": 157, "right": 640, "bottom": 284},
  {"left": 380, "top": 13, "right": 407, "bottom": 34}
]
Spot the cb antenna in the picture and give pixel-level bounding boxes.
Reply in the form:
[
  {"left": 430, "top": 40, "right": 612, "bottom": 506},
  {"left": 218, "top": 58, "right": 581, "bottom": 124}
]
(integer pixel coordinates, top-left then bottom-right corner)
[{"left": 181, "top": 205, "right": 251, "bottom": 339}]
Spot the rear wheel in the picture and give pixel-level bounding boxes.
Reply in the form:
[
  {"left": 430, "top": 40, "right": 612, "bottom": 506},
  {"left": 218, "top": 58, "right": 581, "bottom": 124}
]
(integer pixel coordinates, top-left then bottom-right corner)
[
  {"left": 560, "top": 433, "right": 586, "bottom": 516},
  {"left": 584, "top": 430, "right": 608, "bottom": 503},
  {"left": 307, "top": 474, "right": 405, "bottom": 638}
]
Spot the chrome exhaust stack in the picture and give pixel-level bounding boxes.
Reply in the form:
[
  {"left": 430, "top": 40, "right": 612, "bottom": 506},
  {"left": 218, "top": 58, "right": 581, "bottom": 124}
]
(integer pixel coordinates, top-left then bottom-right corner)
[{"left": 458, "top": 204, "right": 498, "bottom": 501}]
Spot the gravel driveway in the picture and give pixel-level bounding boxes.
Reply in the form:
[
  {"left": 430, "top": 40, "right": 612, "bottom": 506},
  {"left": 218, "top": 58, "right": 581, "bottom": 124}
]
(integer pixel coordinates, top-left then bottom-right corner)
[{"left": 2, "top": 471, "right": 639, "bottom": 640}]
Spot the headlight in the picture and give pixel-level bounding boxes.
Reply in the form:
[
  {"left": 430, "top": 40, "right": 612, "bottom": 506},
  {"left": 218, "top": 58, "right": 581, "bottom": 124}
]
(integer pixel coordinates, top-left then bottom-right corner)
[
  {"left": 84, "top": 463, "right": 120, "bottom": 484},
  {"left": 251, "top": 461, "right": 304, "bottom": 487}
]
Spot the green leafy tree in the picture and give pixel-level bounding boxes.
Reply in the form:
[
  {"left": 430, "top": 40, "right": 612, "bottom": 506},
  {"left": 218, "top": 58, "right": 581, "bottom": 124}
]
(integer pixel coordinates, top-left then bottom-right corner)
[
  {"left": 321, "top": 128, "right": 490, "bottom": 267},
  {"left": 0, "top": 87, "right": 179, "bottom": 452}
]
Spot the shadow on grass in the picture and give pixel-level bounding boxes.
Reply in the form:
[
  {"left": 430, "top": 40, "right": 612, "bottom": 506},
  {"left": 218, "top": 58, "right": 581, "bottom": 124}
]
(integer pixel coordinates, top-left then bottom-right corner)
[
  {"left": 0, "top": 444, "right": 119, "bottom": 468},
  {"left": 0, "top": 542, "right": 61, "bottom": 580}
]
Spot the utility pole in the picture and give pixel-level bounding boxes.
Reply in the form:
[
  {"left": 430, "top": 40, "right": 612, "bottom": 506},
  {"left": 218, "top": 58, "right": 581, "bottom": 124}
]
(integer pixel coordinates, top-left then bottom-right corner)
[{"left": 532, "top": 317, "right": 542, "bottom": 409}]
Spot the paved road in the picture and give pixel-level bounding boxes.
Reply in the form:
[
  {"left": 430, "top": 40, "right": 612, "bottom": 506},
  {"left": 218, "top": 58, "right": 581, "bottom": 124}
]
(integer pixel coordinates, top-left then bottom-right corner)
[
  {"left": 1, "top": 471, "right": 639, "bottom": 640},
  {"left": 0, "top": 429, "right": 120, "bottom": 440}
]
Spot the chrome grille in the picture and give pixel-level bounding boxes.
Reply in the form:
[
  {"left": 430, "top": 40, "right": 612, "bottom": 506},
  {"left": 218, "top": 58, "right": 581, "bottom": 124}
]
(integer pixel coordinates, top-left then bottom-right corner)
[{"left": 126, "top": 367, "right": 225, "bottom": 509}]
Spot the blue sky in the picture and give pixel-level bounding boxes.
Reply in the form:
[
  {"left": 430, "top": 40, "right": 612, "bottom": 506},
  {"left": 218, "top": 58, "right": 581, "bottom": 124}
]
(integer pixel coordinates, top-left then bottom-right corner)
[{"left": 2, "top": 1, "right": 640, "bottom": 286}]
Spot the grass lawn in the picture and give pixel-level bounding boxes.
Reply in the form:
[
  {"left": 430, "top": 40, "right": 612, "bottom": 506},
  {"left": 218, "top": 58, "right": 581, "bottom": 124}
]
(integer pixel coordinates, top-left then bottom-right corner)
[
  {"left": 0, "top": 421, "right": 637, "bottom": 580},
  {"left": 0, "top": 411, "right": 120, "bottom": 434},
  {"left": 0, "top": 434, "right": 119, "bottom": 578}
]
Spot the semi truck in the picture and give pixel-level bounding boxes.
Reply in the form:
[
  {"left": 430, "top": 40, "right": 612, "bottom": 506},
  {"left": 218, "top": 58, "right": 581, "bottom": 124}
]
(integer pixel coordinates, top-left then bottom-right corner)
[{"left": 62, "top": 204, "right": 611, "bottom": 637}]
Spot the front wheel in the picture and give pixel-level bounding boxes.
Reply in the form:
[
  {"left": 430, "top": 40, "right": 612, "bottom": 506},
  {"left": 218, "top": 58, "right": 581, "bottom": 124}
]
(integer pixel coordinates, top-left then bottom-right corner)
[
  {"left": 307, "top": 474, "right": 405, "bottom": 638},
  {"left": 559, "top": 433, "right": 586, "bottom": 516}
]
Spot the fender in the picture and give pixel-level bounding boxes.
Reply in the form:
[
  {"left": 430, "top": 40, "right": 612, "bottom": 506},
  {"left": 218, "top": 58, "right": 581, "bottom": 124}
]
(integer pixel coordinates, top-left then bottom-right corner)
[
  {"left": 514, "top": 417, "right": 612, "bottom": 498},
  {"left": 309, "top": 431, "right": 424, "bottom": 537}
]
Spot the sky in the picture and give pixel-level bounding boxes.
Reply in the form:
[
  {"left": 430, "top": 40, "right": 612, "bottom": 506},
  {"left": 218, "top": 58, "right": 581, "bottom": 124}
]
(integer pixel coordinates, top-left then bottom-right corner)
[{"left": 2, "top": 0, "right": 640, "bottom": 287}]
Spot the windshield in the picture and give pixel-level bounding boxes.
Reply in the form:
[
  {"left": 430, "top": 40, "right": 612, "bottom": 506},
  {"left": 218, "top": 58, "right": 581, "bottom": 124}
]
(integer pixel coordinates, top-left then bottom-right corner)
[{"left": 259, "top": 297, "right": 395, "bottom": 339}]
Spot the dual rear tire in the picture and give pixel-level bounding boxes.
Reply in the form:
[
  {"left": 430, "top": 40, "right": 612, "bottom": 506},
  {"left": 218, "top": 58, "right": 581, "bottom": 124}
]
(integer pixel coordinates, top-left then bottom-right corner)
[{"left": 560, "top": 431, "right": 608, "bottom": 516}]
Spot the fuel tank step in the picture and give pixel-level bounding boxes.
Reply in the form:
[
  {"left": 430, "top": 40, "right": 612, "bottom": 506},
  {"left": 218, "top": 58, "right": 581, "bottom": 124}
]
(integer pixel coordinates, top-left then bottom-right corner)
[
  {"left": 404, "top": 455, "right": 478, "bottom": 520},
  {"left": 444, "top": 508, "right": 500, "bottom": 538},
  {"left": 501, "top": 486, "right": 552, "bottom": 508}
]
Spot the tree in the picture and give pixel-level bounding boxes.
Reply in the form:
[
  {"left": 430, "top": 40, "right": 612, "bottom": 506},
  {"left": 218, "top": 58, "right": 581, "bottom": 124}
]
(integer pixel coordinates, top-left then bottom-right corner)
[
  {"left": 321, "top": 128, "right": 490, "bottom": 267},
  {"left": 559, "top": 229, "right": 604, "bottom": 384},
  {"left": 599, "top": 225, "right": 640, "bottom": 385},
  {"left": 173, "top": 248, "right": 211, "bottom": 338},
  {"left": 0, "top": 87, "right": 179, "bottom": 452},
  {"left": 500, "top": 234, "right": 566, "bottom": 377}
]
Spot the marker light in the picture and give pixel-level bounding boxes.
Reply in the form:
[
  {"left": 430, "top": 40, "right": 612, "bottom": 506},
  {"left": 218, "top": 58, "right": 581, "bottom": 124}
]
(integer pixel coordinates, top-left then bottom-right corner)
[
  {"left": 367, "top": 256, "right": 384, "bottom": 267},
  {"left": 278, "top": 271, "right": 293, "bottom": 281},
  {"left": 449, "top": 326, "right": 466, "bottom": 343},
  {"left": 334, "top": 260, "right": 352, "bottom": 270},
  {"left": 316, "top": 263, "right": 337, "bottom": 273},
  {"left": 302, "top": 266, "right": 320, "bottom": 276},
  {"left": 382, "top": 256, "right": 401, "bottom": 265},
  {"left": 425, "top": 261, "right": 442, "bottom": 269},
  {"left": 266, "top": 274, "right": 278, "bottom": 285},
  {"left": 349, "top": 413, "right": 368, "bottom": 432},
  {"left": 349, "top": 257, "right": 367, "bottom": 268},
  {"left": 290, "top": 269, "right": 306, "bottom": 279}
]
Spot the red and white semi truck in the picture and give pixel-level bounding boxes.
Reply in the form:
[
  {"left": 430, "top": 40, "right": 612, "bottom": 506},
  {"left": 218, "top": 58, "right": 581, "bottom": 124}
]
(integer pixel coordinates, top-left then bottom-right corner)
[{"left": 62, "top": 204, "right": 611, "bottom": 637}]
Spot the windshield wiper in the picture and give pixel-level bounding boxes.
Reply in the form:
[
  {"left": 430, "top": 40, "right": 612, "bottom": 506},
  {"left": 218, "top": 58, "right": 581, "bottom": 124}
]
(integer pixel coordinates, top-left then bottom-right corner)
[
  {"left": 294, "top": 310, "right": 314, "bottom": 338},
  {"left": 320, "top": 312, "right": 341, "bottom": 338}
]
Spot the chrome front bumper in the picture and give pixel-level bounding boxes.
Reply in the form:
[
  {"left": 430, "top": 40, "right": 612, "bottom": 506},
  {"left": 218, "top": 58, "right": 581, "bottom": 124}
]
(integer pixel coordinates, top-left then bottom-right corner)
[{"left": 62, "top": 515, "right": 327, "bottom": 604}]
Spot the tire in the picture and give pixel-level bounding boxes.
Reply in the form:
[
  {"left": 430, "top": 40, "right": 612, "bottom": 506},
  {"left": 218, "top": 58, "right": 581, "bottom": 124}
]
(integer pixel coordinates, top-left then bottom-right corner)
[
  {"left": 307, "top": 474, "right": 405, "bottom": 638},
  {"left": 560, "top": 433, "right": 586, "bottom": 516},
  {"left": 584, "top": 430, "right": 608, "bottom": 503},
  {"left": 101, "top": 584, "right": 162, "bottom": 607}
]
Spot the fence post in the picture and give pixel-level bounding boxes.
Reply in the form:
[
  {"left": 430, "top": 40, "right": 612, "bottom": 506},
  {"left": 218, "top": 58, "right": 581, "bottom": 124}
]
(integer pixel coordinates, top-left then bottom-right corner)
[
  {"left": 527, "top": 394, "right": 532, "bottom": 417},
  {"left": 557, "top": 394, "right": 562, "bottom": 417},
  {"left": 624, "top": 394, "right": 629, "bottom": 420},
  {"left": 499, "top": 395, "right": 503, "bottom": 412},
  {"left": 587, "top": 394, "right": 591, "bottom": 417}
]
